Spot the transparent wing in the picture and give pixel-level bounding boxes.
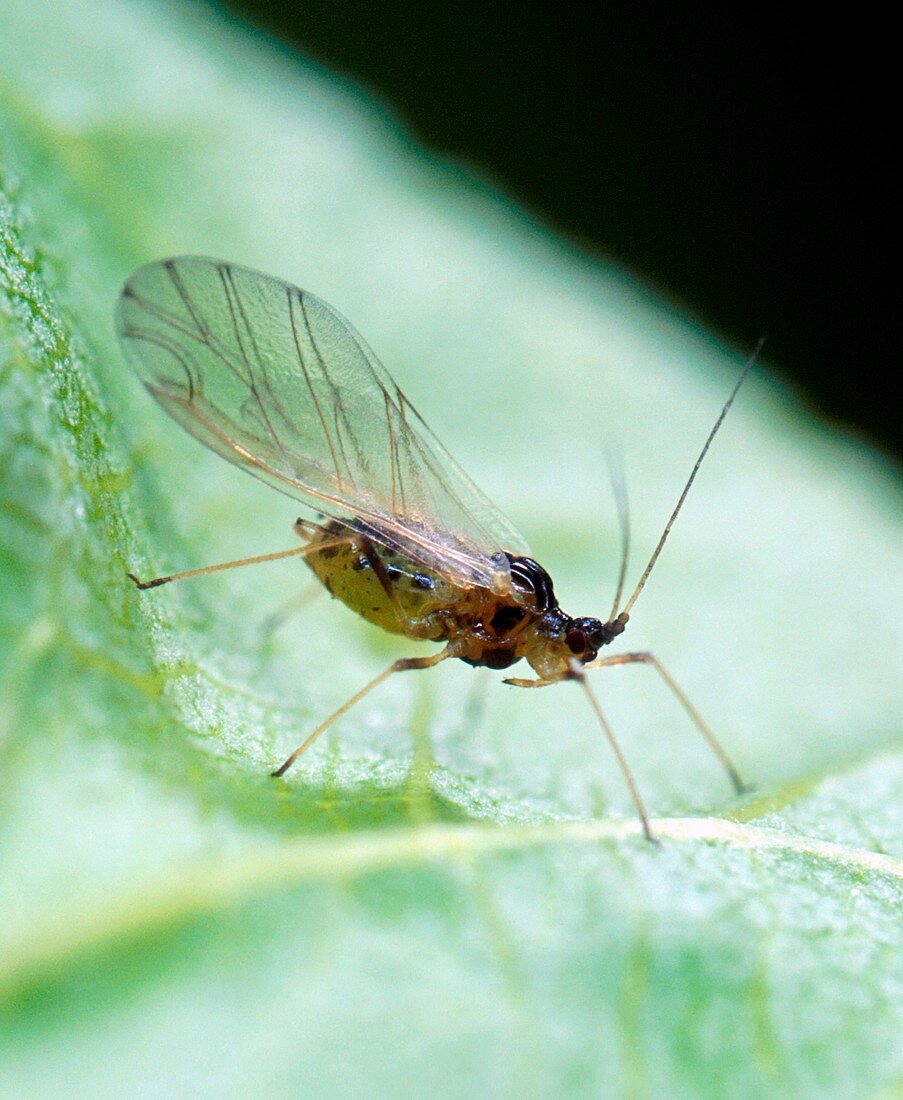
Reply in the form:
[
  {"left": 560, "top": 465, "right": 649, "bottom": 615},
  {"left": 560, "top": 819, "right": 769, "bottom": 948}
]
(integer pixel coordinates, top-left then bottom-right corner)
[{"left": 116, "top": 256, "right": 530, "bottom": 590}]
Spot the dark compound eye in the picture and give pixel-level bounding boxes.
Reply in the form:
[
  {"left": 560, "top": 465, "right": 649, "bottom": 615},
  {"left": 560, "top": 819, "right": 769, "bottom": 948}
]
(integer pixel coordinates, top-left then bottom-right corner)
[
  {"left": 572, "top": 617, "right": 606, "bottom": 650},
  {"left": 565, "top": 628, "right": 587, "bottom": 654}
]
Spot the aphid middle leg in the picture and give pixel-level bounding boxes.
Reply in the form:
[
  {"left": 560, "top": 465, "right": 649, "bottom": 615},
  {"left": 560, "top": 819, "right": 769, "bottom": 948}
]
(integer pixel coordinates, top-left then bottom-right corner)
[
  {"left": 271, "top": 647, "right": 451, "bottom": 778},
  {"left": 260, "top": 582, "right": 324, "bottom": 638},
  {"left": 584, "top": 651, "right": 746, "bottom": 794},
  {"left": 459, "top": 668, "right": 492, "bottom": 734}
]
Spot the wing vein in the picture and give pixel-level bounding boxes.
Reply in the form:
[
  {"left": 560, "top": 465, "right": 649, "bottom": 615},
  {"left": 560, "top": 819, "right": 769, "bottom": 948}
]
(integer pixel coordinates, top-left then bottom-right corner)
[
  {"left": 212, "top": 264, "right": 292, "bottom": 468},
  {"left": 121, "top": 327, "right": 197, "bottom": 399},
  {"left": 117, "top": 257, "right": 529, "bottom": 590},
  {"left": 299, "top": 293, "right": 357, "bottom": 488},
  {"left": 288, "top": 288, "right": 343, "bottom": 487},
  {"left": 165, "top": 259, "right": 209, "bottom": 339}
]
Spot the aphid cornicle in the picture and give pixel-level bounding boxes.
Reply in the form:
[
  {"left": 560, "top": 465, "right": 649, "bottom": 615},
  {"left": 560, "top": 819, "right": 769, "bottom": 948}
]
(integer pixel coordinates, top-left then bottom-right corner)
[{"left": 118, "top": 256, "right": 755, "bottom": 840}]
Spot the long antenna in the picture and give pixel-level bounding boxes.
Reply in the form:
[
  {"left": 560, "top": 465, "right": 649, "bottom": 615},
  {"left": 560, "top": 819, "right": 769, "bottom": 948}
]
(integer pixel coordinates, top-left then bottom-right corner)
[
  {"left": 605, "top": 449, "right": 631, "bottom": 622},
  {"left": 619, "top": 338, "right": 765, "bottom": 618}
]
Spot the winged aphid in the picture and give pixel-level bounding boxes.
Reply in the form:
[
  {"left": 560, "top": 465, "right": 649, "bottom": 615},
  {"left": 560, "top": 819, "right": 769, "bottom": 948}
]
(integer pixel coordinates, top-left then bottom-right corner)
[{"left": 118, "top": 257, "right": 757, "bottom": 839}]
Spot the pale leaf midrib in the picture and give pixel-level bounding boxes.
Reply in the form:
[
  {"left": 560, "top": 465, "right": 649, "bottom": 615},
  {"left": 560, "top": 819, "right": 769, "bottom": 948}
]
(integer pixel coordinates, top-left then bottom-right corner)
[{"left": 1, "top": 815, "right": 899, "bottom": 1001}]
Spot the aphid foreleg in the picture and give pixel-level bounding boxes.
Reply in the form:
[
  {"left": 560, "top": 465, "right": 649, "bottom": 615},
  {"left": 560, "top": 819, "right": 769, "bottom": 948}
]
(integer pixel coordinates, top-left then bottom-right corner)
[
  {"left": 502, "top": 676, "right": 556, "bottom": 689},
  {"left": 506, "top": 664, "right": 654, "bottom": 840},
  {"left": 565, "top": 660, "right": 654, "bottom": 841},
  {"left": 127, "top": 534, "right": 352, "bottom": 590},
  {"left": 271, "top": 646, "right": 452, "bottom": 778},
  {"left": 584, "top": 651, "right": 746, "bottom": 794}
]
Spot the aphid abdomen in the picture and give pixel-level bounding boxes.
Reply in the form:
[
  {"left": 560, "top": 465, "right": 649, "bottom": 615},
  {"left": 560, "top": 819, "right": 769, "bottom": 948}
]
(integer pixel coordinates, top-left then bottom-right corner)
[{"left": 304, "top": 523, "right": 461, "bottom": 639}]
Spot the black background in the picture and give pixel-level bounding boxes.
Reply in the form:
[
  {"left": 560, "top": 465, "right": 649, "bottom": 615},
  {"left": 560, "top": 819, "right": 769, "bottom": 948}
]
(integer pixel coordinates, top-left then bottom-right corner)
[{"left": 225, "top": 2, "right": 895, "bottom": 457}]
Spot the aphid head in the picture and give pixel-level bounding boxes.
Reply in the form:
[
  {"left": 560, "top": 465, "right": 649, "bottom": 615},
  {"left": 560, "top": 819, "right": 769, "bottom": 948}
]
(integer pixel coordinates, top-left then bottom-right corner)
[
  {"left": 527, "top": 607, "right": 630, "bottom": 678},
  {"left": 563, "top": 613, "right": 628, "bottom": 663}
]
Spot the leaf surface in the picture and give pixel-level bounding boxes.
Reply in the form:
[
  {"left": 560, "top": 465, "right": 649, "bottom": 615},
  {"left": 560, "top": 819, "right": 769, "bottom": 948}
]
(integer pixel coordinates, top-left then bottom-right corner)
[{"left": 1, "top": 2, "right": 900, "bottom": 1096}]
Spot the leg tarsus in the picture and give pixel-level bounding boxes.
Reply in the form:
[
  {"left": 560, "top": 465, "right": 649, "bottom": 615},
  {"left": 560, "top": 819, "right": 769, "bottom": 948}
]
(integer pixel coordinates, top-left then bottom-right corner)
[{"left": 126, "top": 571, "right": 165, "bottom": 591}]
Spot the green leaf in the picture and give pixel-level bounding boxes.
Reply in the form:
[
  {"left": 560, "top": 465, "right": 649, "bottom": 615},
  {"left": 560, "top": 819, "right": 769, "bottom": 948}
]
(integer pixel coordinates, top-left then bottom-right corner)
[{"left": 1, "top": 2, "right": 900, "bottom": 1096}]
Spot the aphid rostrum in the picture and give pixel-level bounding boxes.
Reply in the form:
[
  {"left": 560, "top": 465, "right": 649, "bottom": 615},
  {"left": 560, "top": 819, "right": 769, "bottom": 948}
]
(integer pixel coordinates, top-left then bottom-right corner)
[{"left": 117, "top": 256, "right": 756, "bottom": 839}]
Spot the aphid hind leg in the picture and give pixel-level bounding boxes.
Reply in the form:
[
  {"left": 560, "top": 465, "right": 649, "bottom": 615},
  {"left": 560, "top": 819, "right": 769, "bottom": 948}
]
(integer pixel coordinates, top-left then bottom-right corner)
[
  {"left": 292, "top": 517, "right": 320, "bottom": 540},
  {"left": 585, "top": 651, "right": 747, "bottom": 795},
  {"left": 271, "top": 647, "right": 451, "bottom": 778},
  {"left": 127, "top": 533, "right": 353, "bottom": 590}
]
